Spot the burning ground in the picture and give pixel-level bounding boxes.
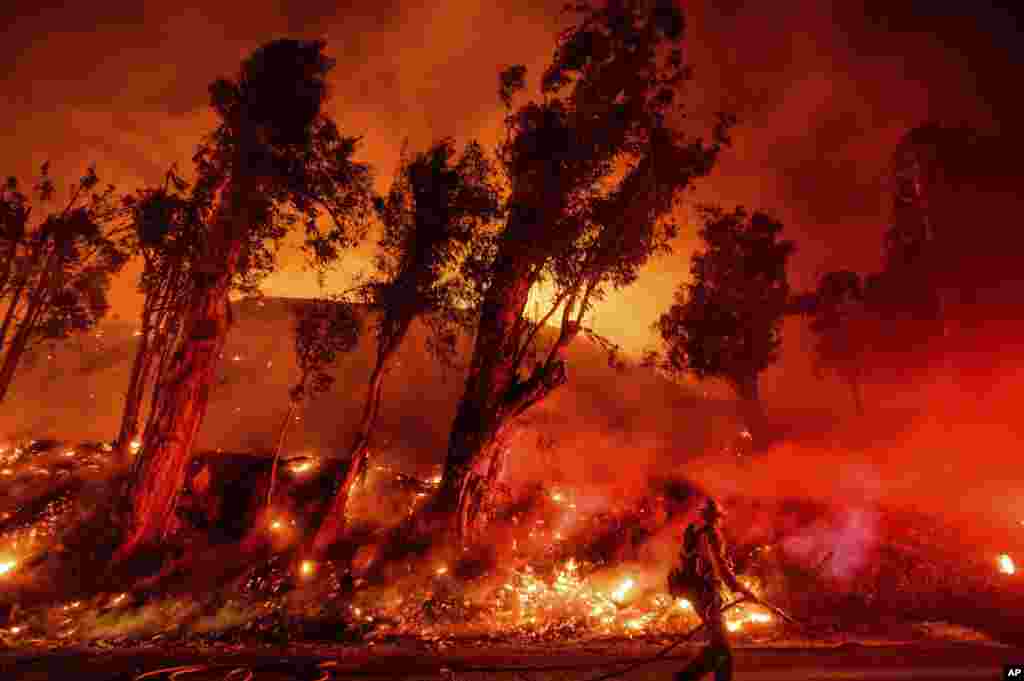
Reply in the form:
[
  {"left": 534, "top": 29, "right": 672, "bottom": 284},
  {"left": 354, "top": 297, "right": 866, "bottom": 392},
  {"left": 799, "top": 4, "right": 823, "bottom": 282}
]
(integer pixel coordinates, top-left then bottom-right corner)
[{"left": 1, "top": 299, "right": 1023, "bottom": 657}]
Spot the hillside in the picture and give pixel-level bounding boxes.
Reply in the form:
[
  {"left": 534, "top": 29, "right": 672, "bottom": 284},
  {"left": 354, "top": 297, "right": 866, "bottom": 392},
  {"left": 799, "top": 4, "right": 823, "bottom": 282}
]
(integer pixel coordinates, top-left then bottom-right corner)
[{"left": 0, "top": 297, "right": 742, "bottom": 488}]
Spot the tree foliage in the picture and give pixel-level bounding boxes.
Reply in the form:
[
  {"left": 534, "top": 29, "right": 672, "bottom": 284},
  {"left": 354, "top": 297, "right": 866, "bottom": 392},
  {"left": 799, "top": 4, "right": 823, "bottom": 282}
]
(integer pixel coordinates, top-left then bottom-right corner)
[
  {"left": 368, "top": 138, "right": 504, "bottom": 368},
  {"left": 121, "top": 38, "right": 376, "bottom": 558},
  {"left": 806, "top": 270, "right": 870, "bottom": 414},
  {"left": 654, "top": 206, "right": 793, "bottom": 441},
  {"left": 309, "top": 138, "right": 504, "bottom": 556},
  {"left": 0, "top": 164, "right": 130, "bottom": 402},
  {"left": 434, "top": 0, "right": 730, "bottom": 539},
  {"left": 289, "top": 297, "right": 359, "bottom": 403},
  {"left": 656, "top": 206, "right": 793, "bottom": 387}
]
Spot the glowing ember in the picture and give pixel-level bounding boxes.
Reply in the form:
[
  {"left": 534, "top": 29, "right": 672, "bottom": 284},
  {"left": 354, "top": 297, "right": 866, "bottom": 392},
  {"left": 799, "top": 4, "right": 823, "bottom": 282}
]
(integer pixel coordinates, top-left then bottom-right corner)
[
  {"left": 130, "top": 439, "right": 142, "bottom": 453},
  {"left": 611, "top": 577, "right": 635, "bottom": 602},
  {"left": 300, "top": 560, "right": 316, "bottom": 577},
  {"left": 676, "top": 598, "right": 693, "bottom": 610},
  {"left": 288, "top": 459, "right": 317, "bottom": 474},
  {"left": 0, "top": 559, "right": 17, "bottom": 576},
  {"left": 9, "top": 626, "right": 22, "bottom": 634},
  {"left": 270, "top": 519, "right": 284, "bottom": 532},
  {"left": 436, "top": 566, "right": 449, "bottom": 576},
  {"left": 998, "top": 553, "right": 1016, "bottom": 575},
  {"left": 112, "top": 593, "right": 127, "bottom": 605}
]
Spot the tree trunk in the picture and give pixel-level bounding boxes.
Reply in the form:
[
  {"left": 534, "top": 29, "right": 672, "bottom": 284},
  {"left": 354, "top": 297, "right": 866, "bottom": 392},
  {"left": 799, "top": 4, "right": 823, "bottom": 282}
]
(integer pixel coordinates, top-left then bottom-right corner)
[
  {"left": 0, "top": 251, "right": 58, "bottom": 403},
  {"left": 0, "top": 240, "right": 47, "bottom": 352},
  {"left": 309, "top": 347, "right": 391, "bottom": 557},
  {"left": 0, "top": 277, "right": 26, "bottom": 360},
  {"left": 735, "top": 374, "right": 766, "bottom": 449},
  {"left": 431, "top": 258, "right": 581, "bottom": 544},
  {"left": 0, "top": 242, "right": 17, "bottom": 299},
  {"left": 849, "top": 376, "right": 865, "bottom": 417},
  {"left": 115, "top": 325, "right": 153, "bottom": 464},
  {"left": 266, "top": 395, "right": 300, "bottom": 510},
  {"left": 431, "top": 260, "right": 535, "bottom": 537},
  {"left": 114, "top": 164, "right": 254, "bottom": 563},
  {"left": 118, "top": 266, "right": 186, "bottom": 463}
]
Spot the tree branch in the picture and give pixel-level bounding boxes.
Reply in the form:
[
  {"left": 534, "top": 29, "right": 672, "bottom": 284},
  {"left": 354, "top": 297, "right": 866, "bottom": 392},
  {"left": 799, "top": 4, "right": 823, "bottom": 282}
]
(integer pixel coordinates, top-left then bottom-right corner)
[{"left": 513, "top": 286, "right": 570, "bottom": 375}]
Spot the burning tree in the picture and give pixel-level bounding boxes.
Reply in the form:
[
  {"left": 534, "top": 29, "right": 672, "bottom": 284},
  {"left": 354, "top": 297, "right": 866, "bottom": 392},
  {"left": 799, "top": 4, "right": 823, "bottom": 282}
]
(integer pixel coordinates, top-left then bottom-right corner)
[
  {"left": 654, "top": 206, "right": 794, "bottom": 448},
  {"left": 117, "top": 159, "right": 284, "bottom": 465},
  {"left": 309, "top": 139, "right": 503, "bottom": 557},
  {"left": 805, "top": 270, "right": 871, "bottom": 416},
  {"left": 428, "top": 0, "right": 729, "bottom": 542},
  {"left": 117, "top": 39, "right": 376, "bottom": 563},
  {"left": 116, "top": 168, "right": 207, "bottom": 465},
  {"left": 266, "top": 297, "right": 359, "bottom": 511},
  {"left": 0, "top": 165, "right": 130, "bottom": 404}
]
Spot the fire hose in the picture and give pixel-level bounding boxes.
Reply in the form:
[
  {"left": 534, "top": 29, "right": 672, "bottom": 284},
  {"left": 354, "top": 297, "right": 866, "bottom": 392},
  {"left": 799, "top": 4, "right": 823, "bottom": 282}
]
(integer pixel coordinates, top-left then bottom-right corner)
[
  {"left": 580, "top": 595, "right": 803, "bottom": 681},
  {"left": 441, "top": 595, "right": 806, "bottom": 681}
]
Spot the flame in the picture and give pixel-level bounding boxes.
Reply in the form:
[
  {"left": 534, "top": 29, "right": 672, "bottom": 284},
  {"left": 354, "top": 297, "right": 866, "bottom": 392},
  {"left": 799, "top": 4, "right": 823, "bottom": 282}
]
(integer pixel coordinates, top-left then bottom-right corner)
[
  {"left": 611, "top": 577, "right": 634, "bottom": 602},
  {"left": 436, "top": 566, "right": 449, "bottom": 576},
  {"left": 288, "top": 459, "right": 317, "bottom": 474},
  {"left": 130, "top": 439, "right": 142, "bottom": 454},
  {"left": 998, "top": 553, "right": 1016, "bottom": 575},
  {"left": 0, "top": 559, "right": 17, "bottom": 576},
  {"left": 300, "top": 560, "right": 316, "bottom": 577}
]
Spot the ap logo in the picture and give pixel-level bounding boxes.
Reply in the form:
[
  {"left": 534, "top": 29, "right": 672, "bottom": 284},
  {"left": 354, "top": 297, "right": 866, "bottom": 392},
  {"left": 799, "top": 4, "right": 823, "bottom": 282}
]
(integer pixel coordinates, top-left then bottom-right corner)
[{"left": 1006, "top": 665, "right": 1023, "bottom": 678}]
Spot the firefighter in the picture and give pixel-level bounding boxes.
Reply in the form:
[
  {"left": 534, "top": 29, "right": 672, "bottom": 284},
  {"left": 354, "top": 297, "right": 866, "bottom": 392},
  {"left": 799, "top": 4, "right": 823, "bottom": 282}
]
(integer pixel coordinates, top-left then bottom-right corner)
[{"left": 669, "top": 498, "right": 756, "bottom": 681}]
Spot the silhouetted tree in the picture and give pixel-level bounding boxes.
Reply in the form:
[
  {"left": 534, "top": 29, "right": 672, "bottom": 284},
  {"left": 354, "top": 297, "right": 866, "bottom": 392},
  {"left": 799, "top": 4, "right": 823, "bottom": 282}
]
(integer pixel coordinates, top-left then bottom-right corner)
[
  {"left": 267, "top": 298, "right": 359, "bottom": 511},
  {"left": 431, "top": 0, "right": 729, "bottom": 542},
  {"left": 0, "top": 165, "right": 130, "bottom": 403},
  {"left": 117, "top": 39, "right": 375, "bottom": 562},
  {"left": 654, "top": 206, "right": 794, "bottom": 447},
  {"left": 117, "top": 159, "right": 283, "bottom": 465},
  {"left": 807, "top": 270, "right": 869, "bottom": 416},
  {"left": 876, "top": 123, "right": 984, "bottom": 359},
  {"left": 116, "top": 168, "right": 198, "bottom": 464},
  {"left": 310, "top": 138, "right": 502, "bottom": 557}
]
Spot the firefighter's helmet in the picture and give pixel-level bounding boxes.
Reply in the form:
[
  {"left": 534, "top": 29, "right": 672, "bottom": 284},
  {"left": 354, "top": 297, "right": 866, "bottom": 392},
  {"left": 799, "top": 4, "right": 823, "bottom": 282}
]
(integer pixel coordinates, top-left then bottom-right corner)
[{"left": 702, "top": 497, "right": 725, "bottom": 521}]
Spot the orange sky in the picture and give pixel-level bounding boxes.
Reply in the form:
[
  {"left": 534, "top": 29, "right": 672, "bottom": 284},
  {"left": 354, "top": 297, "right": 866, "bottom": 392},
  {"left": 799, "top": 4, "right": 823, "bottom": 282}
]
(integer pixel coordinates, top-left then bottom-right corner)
[{"left": 0, "top": 0, "right": 1006, "bottom": 355}]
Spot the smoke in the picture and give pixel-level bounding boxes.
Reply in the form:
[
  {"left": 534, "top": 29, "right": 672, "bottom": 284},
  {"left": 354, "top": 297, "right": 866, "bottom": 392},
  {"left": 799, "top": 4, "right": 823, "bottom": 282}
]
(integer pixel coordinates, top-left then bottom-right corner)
[{"left": 0, "top": 0, "right": 1011, "bottom": 361}]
